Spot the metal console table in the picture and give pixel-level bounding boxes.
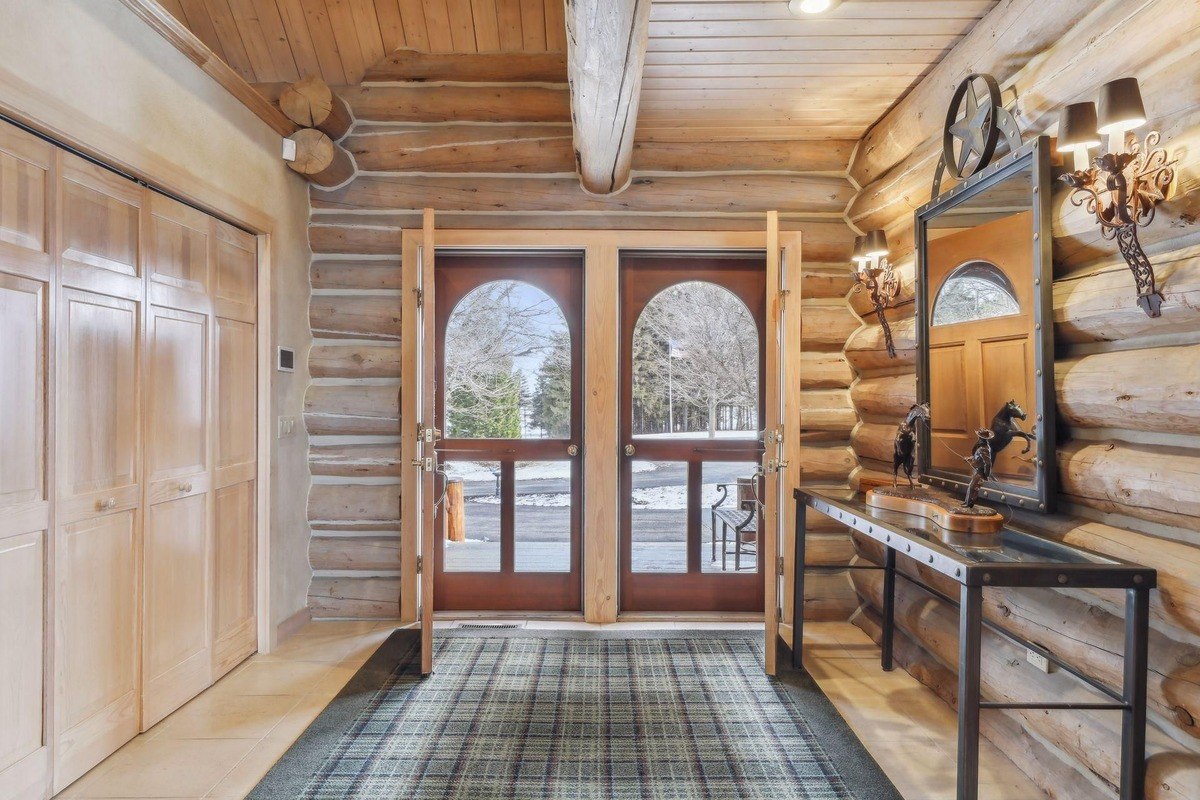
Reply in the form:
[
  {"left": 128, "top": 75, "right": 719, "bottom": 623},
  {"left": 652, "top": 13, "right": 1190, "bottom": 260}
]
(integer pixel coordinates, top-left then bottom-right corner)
[{"left": 792, "top": 488, "right": 1157, "bottom": 800}]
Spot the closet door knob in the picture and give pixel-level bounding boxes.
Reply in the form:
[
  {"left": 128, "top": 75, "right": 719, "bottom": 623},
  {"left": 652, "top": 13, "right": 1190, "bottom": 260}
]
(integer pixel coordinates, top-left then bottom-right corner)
[{"left": 97, "top": 497, "right": 117, "bottom": 511}]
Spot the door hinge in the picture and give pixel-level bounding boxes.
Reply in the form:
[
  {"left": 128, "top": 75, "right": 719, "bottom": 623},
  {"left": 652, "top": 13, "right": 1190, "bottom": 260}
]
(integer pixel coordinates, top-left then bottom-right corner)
[
  {"left": 411, "top": 456, "right": 434, "bottom": 471},
  {"left": 414, "top": 287, "right": 424, "bottom": 308},
  {"left": 777, "top": 556, "right": 785, "bottom": 576},
  {"left": 767, "top": 458, "right": 790, "bottom": 474},
  {"left": 776, "top": 607, "right": 783, "bottom": 622},
  {"left": 416, "top": 555, "right": 423, "bottom": 574},
  {"left": 779, "top": 287, "right": 791, "bottom": 309}
]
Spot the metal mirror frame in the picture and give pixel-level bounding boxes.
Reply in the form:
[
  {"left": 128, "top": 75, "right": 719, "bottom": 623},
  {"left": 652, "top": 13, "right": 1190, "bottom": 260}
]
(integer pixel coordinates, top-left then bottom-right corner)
[{"left": 915, "top": 135, "right": 1056, "bottom": 513}]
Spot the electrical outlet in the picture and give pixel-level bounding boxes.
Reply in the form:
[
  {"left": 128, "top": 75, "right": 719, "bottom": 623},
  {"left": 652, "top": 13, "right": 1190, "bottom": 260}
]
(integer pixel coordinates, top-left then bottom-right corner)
[
  {"left": 1026, "top": 649, "right": 1052, "bottom": 673},
  {"left": 277, "top": 416, "right": 296, "bottom": 439}
]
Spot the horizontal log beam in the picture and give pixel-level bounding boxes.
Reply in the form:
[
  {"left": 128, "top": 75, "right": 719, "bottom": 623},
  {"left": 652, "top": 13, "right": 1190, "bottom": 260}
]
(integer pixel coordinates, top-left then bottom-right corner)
[
  {"left": 279, "top": 75, "right": 353, "bottom": 140},
  {"left": 798, "top": 443, "right": 857, "bottom": 483},
  {"left": 850, "top": 373, "right": 916, "bottom": 422},
  {"left": 800, "top": 352, "right": 854, "bottom": 390},
  {"left": 311, "top": 173, "right": 853, "bottom": 215},
  {"left": 304, "top": 384, "right": 399, "bottom": 436},
  {"left": 341, "top": 84, "right": 571, "bottom": 123},
  {"left": 308, "top": 483, "right": 399, "bottom": 523},
  {"left": 1059, "top": 439, "right": 1200, "bottom": 528},
  {"left": 363, "top": 49, "right": 568, "bottom": 84},
  {"left": 799, "top": 389, "right": 856, "bottom": 434},
  {"left": 344, "top": 126, "right": 856, "bottom": 174},
  {"left": 310, "top": 294, "right": 402, "bottom": 341},
  {"left": 310, "top": 536, "right": 401, "bottom": 571},
  {"left": 309, "top": 576, "right": 400, "bottom": 619},
  {"left": 311, "top": 259, "right": 402, "bottom": 291},
  {"left": 309, "top": 344, "right": 401, "bottom": 379},
  {"left": 1058, "top": 345, "right": 1200, "bottom": 435},
  {"left": 799, "top": 302, "right": 860, "bottom": 351},
  {"left": 844, "top": 317, "right": 916, "bottom": 374},
  {"left": 310, "top": 442, "right": 402, "bottom": 478}
]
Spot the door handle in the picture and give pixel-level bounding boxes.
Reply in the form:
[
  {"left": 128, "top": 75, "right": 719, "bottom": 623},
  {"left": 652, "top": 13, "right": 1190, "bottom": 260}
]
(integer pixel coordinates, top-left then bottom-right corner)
[
  {"left": 624, "top": 444, "right": 636, "bottom": 457},
  {"left": 97, "top": 497, "right": 117, "bottom": 511},
  {"left": 567, "top": 444, "right": 579, "bottom": 457}
]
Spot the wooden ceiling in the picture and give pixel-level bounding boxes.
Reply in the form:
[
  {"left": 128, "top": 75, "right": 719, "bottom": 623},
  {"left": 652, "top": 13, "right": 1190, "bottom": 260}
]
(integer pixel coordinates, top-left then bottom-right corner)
[
  {"left": 638, "top": 0, "right": 1000, "bottom": 140},
  {"left": 157, "top": 0, "right": 998, "bottom": 142},
  {"left": 156, "top": 0, "right": 567, "bottom": 85}
]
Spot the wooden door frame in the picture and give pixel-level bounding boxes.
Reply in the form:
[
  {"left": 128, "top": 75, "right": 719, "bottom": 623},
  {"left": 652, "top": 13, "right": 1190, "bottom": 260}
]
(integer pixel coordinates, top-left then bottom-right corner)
[{"left": 399, "top": 227, "right": 804, "bottom": 668}]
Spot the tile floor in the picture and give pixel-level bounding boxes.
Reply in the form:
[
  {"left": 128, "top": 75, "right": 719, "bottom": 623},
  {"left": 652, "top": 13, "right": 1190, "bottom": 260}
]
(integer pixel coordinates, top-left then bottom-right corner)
[{"left": 56, "top": 619, "right": 1044, "bottom": 799}]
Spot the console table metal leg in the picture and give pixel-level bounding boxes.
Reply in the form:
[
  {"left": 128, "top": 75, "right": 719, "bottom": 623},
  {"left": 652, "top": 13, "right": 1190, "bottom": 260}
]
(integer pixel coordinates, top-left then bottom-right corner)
[
  {"left": 957, "top": 584, "right": 983, "bottom": 800},
  {"left": 792, "top": 498, "right": 807, "bottom": 670},
  {"left": 1121, "top": 586, "right": 1149, "bottom": 800},
  {"left": 881, "top": 547, "right": 896, "bottom": 672}
]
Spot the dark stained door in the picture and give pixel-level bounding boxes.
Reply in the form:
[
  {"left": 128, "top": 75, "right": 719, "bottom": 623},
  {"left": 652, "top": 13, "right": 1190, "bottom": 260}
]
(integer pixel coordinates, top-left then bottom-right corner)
[
  {"left": 434, "top": 253, "right": 583, "bottom": 612},
  {"left": 619, "top": 253, "right": 766, "bottom": 612}
]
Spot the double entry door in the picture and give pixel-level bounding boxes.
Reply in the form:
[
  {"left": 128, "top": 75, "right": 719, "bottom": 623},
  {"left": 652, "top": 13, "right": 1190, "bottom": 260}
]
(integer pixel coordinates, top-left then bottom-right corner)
[{"left": 433, "top": 253, "right": 584, "bottom": 612}]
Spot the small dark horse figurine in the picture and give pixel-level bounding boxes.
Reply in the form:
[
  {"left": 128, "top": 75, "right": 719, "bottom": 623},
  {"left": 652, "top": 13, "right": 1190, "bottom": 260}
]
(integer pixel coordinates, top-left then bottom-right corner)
[
  {"left": 989, "top": 399, "right": 1036, "bottom": 457},
  {"left": 893, "top": 403, "right": 931, "bottom": 488},
  {"left": 963, "top": 428, "right": 996, "bottom": 508}
]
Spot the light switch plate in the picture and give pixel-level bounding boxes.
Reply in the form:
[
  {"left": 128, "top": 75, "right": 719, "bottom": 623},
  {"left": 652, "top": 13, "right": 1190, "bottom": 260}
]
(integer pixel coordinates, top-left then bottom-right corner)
[{"left": 277, "top": 416, "right": 296, "bottom": 439}]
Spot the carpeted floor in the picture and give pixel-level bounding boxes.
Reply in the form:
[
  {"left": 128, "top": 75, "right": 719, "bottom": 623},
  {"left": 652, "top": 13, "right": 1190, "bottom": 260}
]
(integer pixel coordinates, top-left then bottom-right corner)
[{"left": 250, "top": 629, "right": 901, "bottom": 799}]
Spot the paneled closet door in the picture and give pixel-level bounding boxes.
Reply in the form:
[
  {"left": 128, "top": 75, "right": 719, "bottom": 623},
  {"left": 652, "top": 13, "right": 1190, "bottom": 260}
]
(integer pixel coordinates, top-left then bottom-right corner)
[
  {"left": 54, "top": 288, "right": 142, "bottom": 793},
  {"left": 142, "top": 299, "right": 212, "bottom": 727},
  {"left": 0, "top": 121, "right": 54, "bottom": 800},
  {"left": 212, "top": 221, "right": 257, "bottom": 678}
]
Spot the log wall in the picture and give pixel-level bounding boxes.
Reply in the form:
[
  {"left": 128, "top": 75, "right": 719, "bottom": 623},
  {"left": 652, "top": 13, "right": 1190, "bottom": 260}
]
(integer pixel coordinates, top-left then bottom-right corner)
[
  {"left": 303, "top": 55, "right": 864, "bottom": 619},
  {"left": 843, "top": 1, "right": 1200, "bottom": 796}
]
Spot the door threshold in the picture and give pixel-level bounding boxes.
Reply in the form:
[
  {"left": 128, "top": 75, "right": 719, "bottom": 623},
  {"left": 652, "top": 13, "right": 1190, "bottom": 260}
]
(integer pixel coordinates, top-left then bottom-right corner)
[{"left": 617, "top": 612, "right": 764, "bottom": 623}]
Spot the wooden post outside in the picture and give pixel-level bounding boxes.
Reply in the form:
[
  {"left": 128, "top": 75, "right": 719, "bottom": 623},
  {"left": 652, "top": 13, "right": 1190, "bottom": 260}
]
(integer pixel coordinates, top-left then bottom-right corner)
[{"left": 446, "top": 478, "right": 465, "bottom": 542}]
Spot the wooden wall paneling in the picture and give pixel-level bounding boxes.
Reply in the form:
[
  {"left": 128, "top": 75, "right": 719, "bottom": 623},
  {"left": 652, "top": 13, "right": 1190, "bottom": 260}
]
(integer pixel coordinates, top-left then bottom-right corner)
[
  {"left": 147, "top": 191, "right": 211, "bottom": 313},
  {"left": 141, "top": 302, "right": 212, "bottom": 728},
  {"left": 53, "top": 285, "right": 141, "bottom": 791},
  {"left": 213, "top": 219, "right": 257, "bottom": 323},
  {"left": 58, "top": 154, "right": 142, "bottom": 301},
  {"left": 363, "top": 49, "right": 568, "bottom": 82},
  {"left": 396, "top": 0, "right": 430, "bottom": 51},
  {"left": 495, "top": 0, "right": 523, "bottom": 50},
  {"left": 0, "top": 228, "right": 52, "bottom": 800},
  {"left": 445, "top": 0, "right": 478, "bottom": 51},
  {"left": 374, "top": 0, "right": 409, "bottom": 52},
  {"left": 470, "top": 0, "right": 501, "bottom": 51},
  {"left": 543, "top": 0, "right": 564, "bottom": 50},
  {"left": 421, "top": 0, "right": 456, "bottom": 51},
  {"left": 274, "top": 0, "right": 325, "bottom": 78},
  {"left": 0, "top": 125, "right": 53, "bottom": 281},
  {"left": 519, "top": 0, "right": 545, "bottom": 50}
]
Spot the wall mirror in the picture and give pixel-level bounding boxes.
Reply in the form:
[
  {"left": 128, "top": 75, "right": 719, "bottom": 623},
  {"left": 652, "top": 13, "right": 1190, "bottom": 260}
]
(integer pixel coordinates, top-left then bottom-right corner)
[{"left": 916, "top": 136, "right": 1056, "bottom": 512}]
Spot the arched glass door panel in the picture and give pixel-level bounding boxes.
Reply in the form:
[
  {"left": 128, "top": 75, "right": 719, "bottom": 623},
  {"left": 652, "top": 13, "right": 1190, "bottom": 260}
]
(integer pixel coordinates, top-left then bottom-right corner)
[
  {"left": 435, "top": 255, "right": 583, "bottom": 612},
  {"left": 620, "top": 257, "right": 766, "bottom": 613}
]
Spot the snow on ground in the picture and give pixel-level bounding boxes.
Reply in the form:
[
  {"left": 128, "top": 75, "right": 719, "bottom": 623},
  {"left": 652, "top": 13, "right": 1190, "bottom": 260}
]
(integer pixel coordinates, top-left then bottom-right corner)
[
  {"left": 472, "top": 482, "right": 733, "bottom": 509},
  {"left": 635, "top": 430, "right": 758, "bottom": 440},
  {"left": 445, "top": 459, "right": 657, "bottom": 482}
]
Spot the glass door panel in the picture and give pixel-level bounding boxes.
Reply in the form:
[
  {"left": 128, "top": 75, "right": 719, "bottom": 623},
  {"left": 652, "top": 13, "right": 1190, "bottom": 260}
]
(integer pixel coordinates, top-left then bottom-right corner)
[
  {"left": 619, "top": 255, "right": 766, "bottom": 613},
  {"left": 434, "top": 254, "right": 583, "bottom": 612}
]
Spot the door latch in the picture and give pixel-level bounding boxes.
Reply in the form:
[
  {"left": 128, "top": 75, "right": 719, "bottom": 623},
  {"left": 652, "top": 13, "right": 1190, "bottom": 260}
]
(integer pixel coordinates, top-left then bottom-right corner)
[
  {"left": 411, "top": 456, "right": 434, "bottom": 471},
  {"left": 766, "top": 458, "right": 790, "bottom": 474},
  {"left": 417, "top": 424, "right": 442, "bottom": 443}
]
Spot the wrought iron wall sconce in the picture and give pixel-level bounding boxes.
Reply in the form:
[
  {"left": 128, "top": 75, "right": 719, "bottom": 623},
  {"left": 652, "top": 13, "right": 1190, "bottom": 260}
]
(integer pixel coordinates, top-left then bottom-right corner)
[
  {"left": 851, "top": 230, "right": 901, "bottom": 358},
  {"left": 1058, "top": 77, "right": 1178, "bottom": 317}
]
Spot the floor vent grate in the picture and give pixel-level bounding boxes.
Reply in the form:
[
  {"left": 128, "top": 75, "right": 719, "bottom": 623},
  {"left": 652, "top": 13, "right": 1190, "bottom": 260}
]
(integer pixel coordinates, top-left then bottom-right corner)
[{"left": 457, "top": 623, "right": 522, "bottom": 629}]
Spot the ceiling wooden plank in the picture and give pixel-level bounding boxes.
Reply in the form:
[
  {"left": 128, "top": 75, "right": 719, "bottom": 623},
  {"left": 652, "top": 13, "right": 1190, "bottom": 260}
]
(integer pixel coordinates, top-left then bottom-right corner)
[
  {"left": 225, "top": 0, "right": 281, "bottom": 80},
  {"left": 519, "top": 0, "right": 547, "bottom": 50},
  {"left": 565, "top": 0, "right": 652, "bottom": 194},
  {"left": 648, "top": 35, "right": 961, "bottom": 51},
  {"left": 648, "top": 18, "right": 979, "bottom": 37},
  {"left": 644, "top": 48, "right": 936, "bottom": 65},
  {"left": 158, "top": 0, "right": 192, "bottom": 23},
  {"left": 445, "top": 0, "right": 479, "bottom": 51},
  {"left": 421, "top": 0, "right": 456, "bottom": 51},
  {"left": 636, "top": 124, "right": 869, "bottom": 141},
  {"left": 249, "top": 0, "right": 302, "bottom": 80},
  {"left": 373, "top": 0, "right": 409, "bottom": 50},
  {"left": 324, "top": 0, "right": 370, "bottom": 82},
  {"left": 470, "top": 0, "right": 502, "bottom": 51},
  {"left": 640, "top": 76, "right": 918, "bottom": 92},
  {"left": 176, "top": 0, "right": 228, "bottom": 58},
  {"left": 543, "top": 0, "right": 565, "bottom": 51},
  {"left": 202, "top": 0, "right": 259, "bottom": 80},
  {"left": 649, "top": 1, "right": 997, "bottom": 21},
  {"left": 643, "top": 62, "right": 929, "bottom": 78},
  {"left": 299, "top": 0, "right": 350, "bottom": 84},
  {"left": 496, "top": 0, "right": 524, "bottom": 50},
  {"left": 349, "top": 0, "right": 388, "bottom": 67},
  {"left": 343, "top": 84, "right": 571, "bottom": 122},
  {"left": 396, "top": 0, "right": 430, "bottom": 50}
]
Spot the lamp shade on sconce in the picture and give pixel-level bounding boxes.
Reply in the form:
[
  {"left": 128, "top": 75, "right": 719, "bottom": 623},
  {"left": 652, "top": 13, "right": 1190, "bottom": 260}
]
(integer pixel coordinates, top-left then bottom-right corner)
[
  {"left": 863, "top": 229, "right": 889, "bottom": 259},
  {"left": 851, "top": 235, "right": 869, "bottom": 269},
  {"left": 1098, "top": 77, "right": 1147, "bottom": 135},
  {"left": 1057, "top": 102, "right": 1100, "bottom": 151}
]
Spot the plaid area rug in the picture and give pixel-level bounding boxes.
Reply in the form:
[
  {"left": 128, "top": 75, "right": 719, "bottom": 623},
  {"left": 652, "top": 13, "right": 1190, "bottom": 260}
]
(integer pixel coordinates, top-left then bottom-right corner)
[{"left": 294, "top": 633, "right": 867, "bottom": 800}]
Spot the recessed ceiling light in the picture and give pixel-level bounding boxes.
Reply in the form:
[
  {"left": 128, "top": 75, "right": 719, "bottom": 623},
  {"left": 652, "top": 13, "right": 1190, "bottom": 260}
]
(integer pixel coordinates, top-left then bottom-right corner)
[{"left": 789, "top": 0, "right": 840, "bottom": 14}]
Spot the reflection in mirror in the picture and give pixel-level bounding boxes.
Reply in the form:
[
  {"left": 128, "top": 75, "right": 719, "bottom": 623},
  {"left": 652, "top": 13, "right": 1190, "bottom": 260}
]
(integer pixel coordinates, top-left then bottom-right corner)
[
  {"left": 631, "top": 281, "right": 759, "bottom": 439},
  {"left": 931, "top": 261, "right": 1021, "bottom": 326},
  {"left": 443, "top": 280, "right": 570, "bottom": 439},
  {"left": 925, "top": 163, "right": 1039, "bottom": 489}
]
